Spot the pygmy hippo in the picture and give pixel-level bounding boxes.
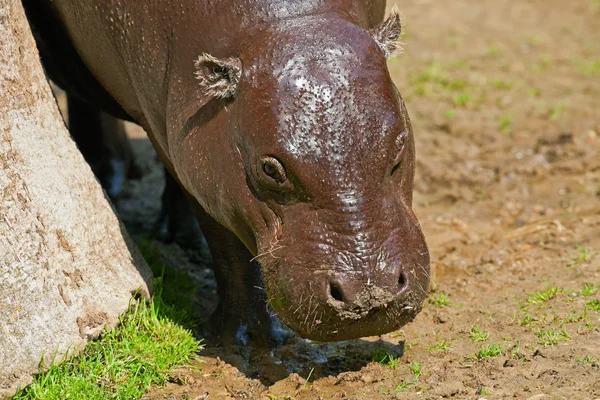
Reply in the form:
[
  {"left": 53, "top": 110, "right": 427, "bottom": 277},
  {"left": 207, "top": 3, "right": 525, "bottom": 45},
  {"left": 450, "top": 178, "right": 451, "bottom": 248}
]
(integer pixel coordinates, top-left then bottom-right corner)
[{"left": 24, "top": 0, "right": 430, "bottom": 346}]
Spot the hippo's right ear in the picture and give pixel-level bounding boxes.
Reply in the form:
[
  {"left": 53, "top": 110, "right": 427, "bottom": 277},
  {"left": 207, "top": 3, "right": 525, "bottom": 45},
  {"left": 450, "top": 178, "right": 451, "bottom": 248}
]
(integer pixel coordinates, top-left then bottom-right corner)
[
  {"left": 194, "top": 53, "right": 242, "bottom": 99},
  {"left": 370, "top": 5, "right": 403, "bottom": 58}
]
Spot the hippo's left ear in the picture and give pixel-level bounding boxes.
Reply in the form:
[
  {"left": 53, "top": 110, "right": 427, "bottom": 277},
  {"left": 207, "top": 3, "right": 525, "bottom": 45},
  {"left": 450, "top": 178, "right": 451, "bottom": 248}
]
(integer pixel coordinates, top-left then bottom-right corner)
[
  {"left": 194, "top": 53, "right": 242, "bottom": 99},
  {"left": 370, "top": 5, "right": 403, "bottom": 58}
]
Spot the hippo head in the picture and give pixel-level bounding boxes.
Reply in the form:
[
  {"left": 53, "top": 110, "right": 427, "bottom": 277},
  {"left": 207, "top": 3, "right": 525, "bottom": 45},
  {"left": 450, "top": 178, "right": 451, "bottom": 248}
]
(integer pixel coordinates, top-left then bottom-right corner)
[{"left": 173, "top": 9, "right": 429, "bottom": 341}]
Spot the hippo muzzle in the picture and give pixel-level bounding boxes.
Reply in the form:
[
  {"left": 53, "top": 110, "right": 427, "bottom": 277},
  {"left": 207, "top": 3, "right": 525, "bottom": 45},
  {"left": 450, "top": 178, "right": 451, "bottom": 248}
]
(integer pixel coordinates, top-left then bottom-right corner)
[{"left": 258, "top": 193, "right": 430, "bottom": 341}]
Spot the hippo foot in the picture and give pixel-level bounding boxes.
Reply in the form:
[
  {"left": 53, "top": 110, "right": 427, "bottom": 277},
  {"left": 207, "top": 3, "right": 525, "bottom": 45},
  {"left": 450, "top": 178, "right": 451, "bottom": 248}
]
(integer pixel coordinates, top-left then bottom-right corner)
[
  {"left": 91, "top": 157, "right": 137, "bottom": 199},
  {"left": 208, "top": 303, "right": 292, "bottom": 349}
]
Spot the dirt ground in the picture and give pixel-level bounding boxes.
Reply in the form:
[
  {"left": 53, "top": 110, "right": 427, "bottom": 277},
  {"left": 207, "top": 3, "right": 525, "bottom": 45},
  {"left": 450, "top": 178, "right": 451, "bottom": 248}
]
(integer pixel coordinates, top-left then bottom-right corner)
[{"left": 109, "top": 0, "right": 600, "bottom": 398}]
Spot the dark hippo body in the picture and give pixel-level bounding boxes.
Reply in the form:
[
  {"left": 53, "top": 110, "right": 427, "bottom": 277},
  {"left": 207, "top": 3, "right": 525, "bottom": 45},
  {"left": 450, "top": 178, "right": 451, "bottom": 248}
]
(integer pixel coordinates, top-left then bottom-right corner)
[{"left": 25, "top": 0, "right": 430, "bottom": 346}]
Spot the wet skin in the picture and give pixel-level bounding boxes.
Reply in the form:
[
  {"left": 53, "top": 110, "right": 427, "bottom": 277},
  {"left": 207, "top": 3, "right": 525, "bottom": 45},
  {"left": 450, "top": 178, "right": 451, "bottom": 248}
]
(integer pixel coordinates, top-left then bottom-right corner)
[{"left": 25, "top": 0, "right": 430, "bottom": 346}]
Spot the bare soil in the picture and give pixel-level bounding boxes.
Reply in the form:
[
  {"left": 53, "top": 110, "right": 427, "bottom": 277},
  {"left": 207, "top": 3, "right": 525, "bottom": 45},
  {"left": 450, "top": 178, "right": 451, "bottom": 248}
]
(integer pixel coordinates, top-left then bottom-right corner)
[{"left": 114, "top": 0, "right": 600, "bottom": 398}]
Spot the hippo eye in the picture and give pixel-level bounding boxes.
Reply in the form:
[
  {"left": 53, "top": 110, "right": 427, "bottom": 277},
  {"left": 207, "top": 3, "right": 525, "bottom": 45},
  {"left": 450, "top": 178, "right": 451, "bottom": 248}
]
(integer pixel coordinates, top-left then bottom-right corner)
[
  {"left": 391, "top": 131, "right": 408, "bottom": 176},
  {"left": 261, "top": 156, "right": 287, "bottom": 184}
]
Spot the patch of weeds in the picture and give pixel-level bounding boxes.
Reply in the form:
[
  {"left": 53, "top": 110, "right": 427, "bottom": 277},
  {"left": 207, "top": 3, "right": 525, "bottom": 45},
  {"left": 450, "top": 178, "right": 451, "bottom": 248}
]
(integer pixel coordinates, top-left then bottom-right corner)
[
  {"left": 449, "top": 59, "right": 468, "bottom": 69},
  {"left": 548, "top": 104, "right": 567, "bottom": 120},
  {"left": 487, "top": 47, "right": 501, "bottom": 58},
  {"left": 574, "top": 59, "right": 600, "bottom": 76},
  {"left": 479, "top": 387, "right": 491, "bottom": 395},
  {"left": 372, "top": 350, "right": 400, "bottom": 370},
  {"left": 536, "top": 327, "right": 571, "bottom": 347},
  {"left": 497, "top": 115, "right": 513, "bottom": 133},
  {"left": 581, "top": 283, "right": 598, "bottom": 297},
  {"left": 409, "top": 61, "right": 470, "bottom": 98},
  {"left": 469, "top": 325, "right": 490, "bottom": 343},
  {"left": 475, "top": 342, "right": 503, "bottom": 360},
  {"left": 530, "top": 55, "right": 554, "bottom": 72},
  {"left": 520, "top": 313, "right": 534, "bottom": 327},
  {"left": 492, "top": 79, "right": 513, "bottom": 90},
  {"left": 395, "top": 361, "right": 423, "bottom": 392},
  {"left": 527, "top": 286, "right": 560, "bottom": 305},
  {"left": 585, "top": 321, "right": 596, "bottom": 330},
  {"left": 527, "top": 87, "right": 541, "bottom": 97},
  {"left": 585, "top": 300, "right": 600, "bottom": 312},
  {"left": 444, "top": 79, "right": 469, "bottom": 91},
  {"left": 575, "top": 355, "right": 598, "bottom": 366},
  {"left": 14, "top": 288, "right": 201, "bottom": 400},
  {"left": 378, "top": 386, "right": 392, "bottom": 395},
  {"left": 453, "top": 93, "right": 472, "bottom": 107},
  {"left": 428, "top": 335, "right": 452, "bottom": 352},
  {"left": 429, "top": 291, "right": 451, "bottom": 307},
  {"left": 404, "top": 341, "right": 418, "bottom": 351},
  {"left": 564, "top": 309, "right": 587, "bottom": 323},
  {"left": 476, "top": 189, "right": 488, "bottom": 201},
  {"left": 444, "top": 109, "right": 457, "bottom": 119},
  {"left": 571, "top": 244, "right": 594, "bottom": 265}
]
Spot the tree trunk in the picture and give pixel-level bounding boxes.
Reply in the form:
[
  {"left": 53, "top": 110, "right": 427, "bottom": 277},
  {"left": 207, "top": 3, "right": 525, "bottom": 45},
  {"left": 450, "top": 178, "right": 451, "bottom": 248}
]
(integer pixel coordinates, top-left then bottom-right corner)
[{"left": 0, "top": 0, "right": 152, "bottom": 397}]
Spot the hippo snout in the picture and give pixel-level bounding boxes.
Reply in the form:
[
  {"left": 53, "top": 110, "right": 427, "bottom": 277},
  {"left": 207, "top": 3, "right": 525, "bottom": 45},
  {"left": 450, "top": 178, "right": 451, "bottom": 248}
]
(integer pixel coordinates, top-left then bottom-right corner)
[{"left": 325, "top": 269, "right": 408, "bottom": 318}]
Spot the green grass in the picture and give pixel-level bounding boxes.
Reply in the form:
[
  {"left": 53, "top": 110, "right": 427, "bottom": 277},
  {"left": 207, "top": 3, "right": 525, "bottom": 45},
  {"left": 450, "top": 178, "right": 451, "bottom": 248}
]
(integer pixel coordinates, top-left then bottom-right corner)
[
  {"left": 586, "top": 300, "right": 600, "bottom": 312},
  {"left": 492, "top": 79, "right": 513, "bottom": 90},
  {"left": 581, "top": 283, "right": 598, "bottom": 297},
  {"left": 372, "top": 350, "right": 401, "bottom": 370},
  {"left": 429, "top": 291, "right": 451, "bottom": 307},
  {"left": 14, "top": 242, "right": 202, "bottom": 400},
  {"left": 452, "top": 93, "right": 472, "bottom": 107},
  {"left": 428, "top": 336, "right": 452, "bottom": 352},
  {"left": 574, "top": 59, "right": 600, "bottom": 76},
  {"left": 444, "top": 109, "right": 457, "bottom": 119},
  {"left": 536, "top": 327, "right": 571, "bottom": 347},
  {"left": 394, "top": 361, "right": 423, "bottom": 392},
  {"left": 527, "top": 286, "right": 560, "bottom": 305},
  {"left": 571, "top": 245, "right": 593, "bottom": 265},
  {"left": 475, "top": 342, "right": 503, "bottom": 360},
  {"left": 469, "top": 325, "right": 490, "bottom": 343},
  {"left": 497, "top": 115, "right": 514, "bottom": 133},
  {"left": 575, "top": 355, "right": 598, "bottom": 366},
  {"left": 548, "top": 104, "right": 567, "bottom": 120}
]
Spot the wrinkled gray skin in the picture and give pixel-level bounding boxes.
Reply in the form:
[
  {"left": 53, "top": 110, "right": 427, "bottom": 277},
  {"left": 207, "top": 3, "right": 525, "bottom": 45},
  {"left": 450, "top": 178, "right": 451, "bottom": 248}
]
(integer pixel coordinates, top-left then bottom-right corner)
[{"left": 27, "top": 0, "right": 430, "bottom": 346}]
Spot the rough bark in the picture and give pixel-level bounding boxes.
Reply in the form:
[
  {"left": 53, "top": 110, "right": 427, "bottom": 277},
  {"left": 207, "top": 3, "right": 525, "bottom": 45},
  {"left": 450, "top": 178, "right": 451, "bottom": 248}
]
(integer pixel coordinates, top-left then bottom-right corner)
[{"left": 0, "top": 0, "right": 152, "bottom": 397}]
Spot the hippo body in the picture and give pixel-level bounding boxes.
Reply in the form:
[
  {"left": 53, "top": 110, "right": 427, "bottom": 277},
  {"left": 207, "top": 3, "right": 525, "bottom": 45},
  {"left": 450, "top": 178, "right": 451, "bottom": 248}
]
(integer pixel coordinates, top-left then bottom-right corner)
[{"left": 24, "top": 0, "right": 430, "bottom": 346}]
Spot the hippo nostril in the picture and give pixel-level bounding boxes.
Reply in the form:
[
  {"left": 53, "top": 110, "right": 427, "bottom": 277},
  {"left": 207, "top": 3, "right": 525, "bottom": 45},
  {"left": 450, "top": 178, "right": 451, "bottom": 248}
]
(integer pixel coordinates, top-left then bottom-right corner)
[
  {"left": 397, "top": 272, "right": 407, "bottom": 292},
  {"left": 329, "top": 282, "right": 345, "bottom": 303}
]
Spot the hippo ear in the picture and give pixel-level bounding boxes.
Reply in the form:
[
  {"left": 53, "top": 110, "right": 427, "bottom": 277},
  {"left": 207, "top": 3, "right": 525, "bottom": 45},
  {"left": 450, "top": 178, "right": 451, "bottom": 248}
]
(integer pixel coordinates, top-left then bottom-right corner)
[
  {"left": 194, "top": 53, "right": 242, "bottom": 99},
  {"left": 371, "top": 5, "right": 403, "bottom": 58}
]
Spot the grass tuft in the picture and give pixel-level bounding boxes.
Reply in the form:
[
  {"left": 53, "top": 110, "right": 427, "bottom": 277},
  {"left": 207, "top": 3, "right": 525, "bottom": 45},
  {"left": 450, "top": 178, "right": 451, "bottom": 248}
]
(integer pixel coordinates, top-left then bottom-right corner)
[
  {"left": 571, "top": 244, "right": 594, "bottom": 266},
  {"left": 475, "top": 342, "right": 503, "bottom": 360},
  {"left": 429, "top": 291, "right": 451, "bottom": 307},
  {"left": 581, "top": 283, "right": 598, "bottom": 297},
  {"left": 469, "top": 325, "right": 490, "bottom": 343},
  {"left": 585, "top": 300, "right": 600, "bottom": 312},
  {"left": 372, "top": 350, "right": 401, "bottom": 370},
  {"left": 527, "top": 286, "right": 559, "bottom": 305},
  {"left": 536, "top": 327, "right": 571, "bottom": 347}
]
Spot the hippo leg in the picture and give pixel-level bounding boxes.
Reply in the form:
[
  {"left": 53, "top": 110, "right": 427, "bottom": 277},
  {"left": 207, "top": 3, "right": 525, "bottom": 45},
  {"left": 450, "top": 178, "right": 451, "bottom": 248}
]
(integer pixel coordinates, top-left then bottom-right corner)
[
  {"left": 67, "top": 94, "right": 140, "bottom": 199},
  {"left": 152, "top": 170, "right": 205, "bottom": 251},
  {"left": 192, "top": 206, "right": 285, "bottom": 348}
]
